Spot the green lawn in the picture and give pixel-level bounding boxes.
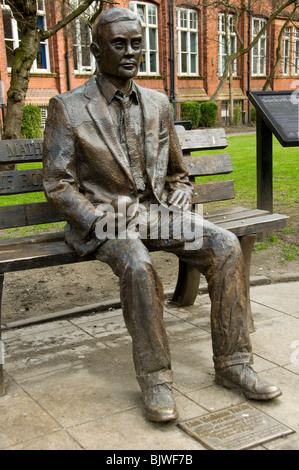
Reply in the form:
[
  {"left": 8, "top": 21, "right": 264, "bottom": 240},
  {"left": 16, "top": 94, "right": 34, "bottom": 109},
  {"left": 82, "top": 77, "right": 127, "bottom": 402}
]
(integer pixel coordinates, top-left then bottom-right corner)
[{"left": 195, "top": 134, "right": 299, "bottom": 214}]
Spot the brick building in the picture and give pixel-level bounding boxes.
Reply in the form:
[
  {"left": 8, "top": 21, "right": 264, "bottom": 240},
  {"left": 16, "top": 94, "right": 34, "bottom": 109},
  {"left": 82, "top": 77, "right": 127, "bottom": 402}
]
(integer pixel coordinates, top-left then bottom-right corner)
[{"left": 0, "top": 0, "right": 298, "bottom": 131}]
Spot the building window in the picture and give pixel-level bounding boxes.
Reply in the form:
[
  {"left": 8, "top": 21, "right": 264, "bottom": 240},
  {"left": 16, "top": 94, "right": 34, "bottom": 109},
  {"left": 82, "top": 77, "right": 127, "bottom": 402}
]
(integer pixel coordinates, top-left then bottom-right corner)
[
  {"left": 294, "top": 27, "right": 299, "bottom": 76},
  {"left": 71, "top": 16, "right": 95, "bottom": 74},
  {"left": 1, "top": 0, "right": 50, "bottom": 72},
  {"left": 218, "top": 13, "right": 237, "bottom": 76},
  {"left": 130, "top": 1, "right": 159, "bottom": 75},
  {"left": 177, "top": 8, "right": 198, "bottom": 76},
  {"left": 71, "top": 0, "right": 95, "bottom": 74},
  {"left": 282, "top": 27, "right": 291, "bottom": 75},
  {"left": 252, "top": 18, "right": 267, "bottom": 76}
]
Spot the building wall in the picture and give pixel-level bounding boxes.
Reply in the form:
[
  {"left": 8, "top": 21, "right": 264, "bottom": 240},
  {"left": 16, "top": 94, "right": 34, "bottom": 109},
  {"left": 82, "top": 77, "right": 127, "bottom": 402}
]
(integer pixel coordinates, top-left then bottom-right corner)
[{"left": 0, "top": 0, "right": 298, "bottom": 131}]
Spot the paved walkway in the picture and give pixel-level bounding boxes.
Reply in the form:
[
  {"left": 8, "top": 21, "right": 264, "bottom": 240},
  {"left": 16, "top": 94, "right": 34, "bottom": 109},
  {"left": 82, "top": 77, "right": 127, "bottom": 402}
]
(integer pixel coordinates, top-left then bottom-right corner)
[{"left": 0, "top": 281, "right": 298, "bottom": 450}]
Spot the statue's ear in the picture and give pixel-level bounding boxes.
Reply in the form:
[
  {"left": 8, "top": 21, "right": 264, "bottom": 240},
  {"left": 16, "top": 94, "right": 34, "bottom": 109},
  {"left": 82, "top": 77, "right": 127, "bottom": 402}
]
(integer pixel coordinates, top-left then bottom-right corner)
[{"left": 91, "top": 42, "right": 100, "bottom": 61}]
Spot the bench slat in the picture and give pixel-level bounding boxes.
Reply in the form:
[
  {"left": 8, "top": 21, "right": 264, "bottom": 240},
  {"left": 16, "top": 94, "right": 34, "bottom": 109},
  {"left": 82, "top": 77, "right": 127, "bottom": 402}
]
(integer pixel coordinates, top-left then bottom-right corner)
[
  {"left": 184, "top": 154, "right": 233, "bottom": 176},
  {"left": 205, "top": 208, "right": 270, "bottom": 224},
  {"left": 0, "top": 240, "right": 94, "bottom": 273},
  {"left": 0, "top": 202, "right": 63, "bottom": 229},
  {"left": 0, "top": 231, "right": 65, "bottom": 248},
  {"left": 216, "top": 213, "right": 289, "bottom": 236},
  {"left": 177, "top": 129, "right": 227, "bottom": 152},
  {"left": 0, "top": 168, "right": 43, "bottom": 195},
  {"left": 203, "top": 206, "right": 252, "bottom": 217},
  {"left": 0, "top": 139, "right": 43, "bottom": 164},
  {"left": 192, "top": 180, "right": 235, "bottom": 204}
]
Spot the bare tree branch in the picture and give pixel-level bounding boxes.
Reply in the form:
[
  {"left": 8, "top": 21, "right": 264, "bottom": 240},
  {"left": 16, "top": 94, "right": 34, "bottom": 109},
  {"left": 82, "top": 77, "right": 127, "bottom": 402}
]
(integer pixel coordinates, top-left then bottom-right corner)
[
  {"left": 40, "top": 0, "right": 96, "bottom": 40},
  {"left": 263, "top": 5, "right": 298, "bottom": 90},
  {"left": 209, "top": 0, "right": 297, "bottom": 102}
]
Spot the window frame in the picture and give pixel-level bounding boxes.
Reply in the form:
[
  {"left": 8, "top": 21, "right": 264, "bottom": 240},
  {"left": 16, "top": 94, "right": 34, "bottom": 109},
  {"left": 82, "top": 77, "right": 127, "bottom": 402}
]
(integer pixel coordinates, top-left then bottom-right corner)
[
  {"left": 282, "top": 27, "right": 291, "bottom": 76},
  {"left": 218, "top": 13, "right": 237, "bottom": 76},
  {"left": 252, "top": 17, "right": 267, "bottom": 77},
  {"left": 129, "top": 1, "right": 159, "bottom": 76},
  {"left": 71, "top": 0, "right": 95, "bottom": 75},
  {"left": 1, "top": 0, "right": 50, "bottom": 73},
  {"left": 176, "top": 7, "right": 199, "bottom": 77}
]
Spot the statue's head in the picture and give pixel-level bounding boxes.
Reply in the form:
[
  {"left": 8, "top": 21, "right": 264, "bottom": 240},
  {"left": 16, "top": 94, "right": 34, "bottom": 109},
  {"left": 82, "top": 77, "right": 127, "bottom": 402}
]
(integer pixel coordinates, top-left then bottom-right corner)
[{"left": 91, "top": 7, "right": 142, "bottom": 81}]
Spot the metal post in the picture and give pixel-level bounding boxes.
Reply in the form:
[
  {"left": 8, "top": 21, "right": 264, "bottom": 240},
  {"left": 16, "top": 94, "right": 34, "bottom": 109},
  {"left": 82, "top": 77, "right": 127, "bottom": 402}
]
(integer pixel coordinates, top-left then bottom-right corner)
[{"left": 256, "top": 113, "right": 273, "bottom": 213}]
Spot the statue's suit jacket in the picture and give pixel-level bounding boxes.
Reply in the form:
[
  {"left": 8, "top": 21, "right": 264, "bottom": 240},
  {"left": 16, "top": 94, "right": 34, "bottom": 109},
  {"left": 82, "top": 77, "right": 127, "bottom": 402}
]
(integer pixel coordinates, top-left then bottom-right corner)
[{"left": 43, "top": 75, "right": 193, "bottom": 256}]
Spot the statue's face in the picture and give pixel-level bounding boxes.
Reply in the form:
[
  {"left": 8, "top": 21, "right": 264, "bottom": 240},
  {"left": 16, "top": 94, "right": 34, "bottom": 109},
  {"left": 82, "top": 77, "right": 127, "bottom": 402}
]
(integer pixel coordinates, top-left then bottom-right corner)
[{"left": 94, "top": 20, "right": 143, "bottom": 81}]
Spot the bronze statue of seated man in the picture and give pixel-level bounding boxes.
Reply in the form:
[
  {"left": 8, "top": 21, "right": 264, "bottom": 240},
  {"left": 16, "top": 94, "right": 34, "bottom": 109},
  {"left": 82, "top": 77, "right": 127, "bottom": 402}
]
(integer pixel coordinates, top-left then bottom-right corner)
[{"left": 43, "top": 7, "right": 281, "bottom": 423}]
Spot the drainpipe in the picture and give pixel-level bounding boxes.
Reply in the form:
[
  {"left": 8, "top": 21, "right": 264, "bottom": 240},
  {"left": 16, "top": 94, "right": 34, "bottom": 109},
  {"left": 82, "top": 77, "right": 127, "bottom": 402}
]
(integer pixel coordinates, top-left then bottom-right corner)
[
  {"left": 168, "top": 0, "right": 177, "bottom": 120},
  {"left": 62, "top": 0, "right": 71, "bottom": 91},
  {"left": 247, "top": 0, "right": 252, "bottom": 124},
  {"left": 0, "top": 71, "right": 5, "bottom": 125}
]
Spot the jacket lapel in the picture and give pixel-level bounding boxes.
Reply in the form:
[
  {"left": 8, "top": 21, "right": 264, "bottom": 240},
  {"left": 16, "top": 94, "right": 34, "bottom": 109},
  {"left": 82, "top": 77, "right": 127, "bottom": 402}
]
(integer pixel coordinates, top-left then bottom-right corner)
[{"left": 136, "top": 85, "right": 159, "bottom": 187}]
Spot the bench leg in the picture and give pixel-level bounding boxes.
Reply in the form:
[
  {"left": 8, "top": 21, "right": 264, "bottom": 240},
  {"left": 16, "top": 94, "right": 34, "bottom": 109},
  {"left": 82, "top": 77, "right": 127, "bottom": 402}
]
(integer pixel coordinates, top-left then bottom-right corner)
[
  {"left": 238, "top": 235, "right": 256, "bottom": 333},
  {"left": 172, "top": 260, "right": 201, "bottom": 307},
  {"left": 0, "top": 273, "right": 5, "bottom": 396}
]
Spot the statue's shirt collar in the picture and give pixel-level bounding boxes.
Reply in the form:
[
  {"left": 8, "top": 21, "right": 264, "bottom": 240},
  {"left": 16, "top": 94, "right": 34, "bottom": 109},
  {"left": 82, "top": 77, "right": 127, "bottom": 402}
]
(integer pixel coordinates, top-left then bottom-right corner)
[{"left": 96, "top": 73, "right": 139, "bottom": 105}]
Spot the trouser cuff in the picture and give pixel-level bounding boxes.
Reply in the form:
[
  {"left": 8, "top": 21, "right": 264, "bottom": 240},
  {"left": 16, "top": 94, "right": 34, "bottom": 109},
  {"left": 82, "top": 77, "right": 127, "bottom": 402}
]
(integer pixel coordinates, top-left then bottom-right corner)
[
  {"left": 213, "top": 353, "right": 253, "bottom": 370},
  {"left": 137, "top": 369, "right": 173, "bottom": 390}
]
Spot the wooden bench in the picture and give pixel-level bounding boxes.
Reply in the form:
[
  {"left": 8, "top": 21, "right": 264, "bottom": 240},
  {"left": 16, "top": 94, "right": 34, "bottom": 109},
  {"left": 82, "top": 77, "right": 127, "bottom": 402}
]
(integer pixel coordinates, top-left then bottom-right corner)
[{"left": 0, "top": 128, "right": 289, "bottom": 395}]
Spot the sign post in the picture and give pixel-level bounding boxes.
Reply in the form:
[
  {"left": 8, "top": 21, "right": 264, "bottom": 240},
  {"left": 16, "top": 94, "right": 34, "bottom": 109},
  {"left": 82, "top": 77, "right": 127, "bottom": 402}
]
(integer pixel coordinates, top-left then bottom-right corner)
[{"left": 249, "top": 90, "right": 299, "bottom": 213}]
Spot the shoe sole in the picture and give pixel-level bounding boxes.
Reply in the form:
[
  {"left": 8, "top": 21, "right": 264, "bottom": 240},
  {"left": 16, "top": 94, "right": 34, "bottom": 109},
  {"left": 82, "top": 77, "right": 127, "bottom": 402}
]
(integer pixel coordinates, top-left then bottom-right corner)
[
  {"left": 215, "top": 375, "right": 282, "bottom": 401},
  {"left": 145, "top": 408, "right": 179, "bottom": 423}
]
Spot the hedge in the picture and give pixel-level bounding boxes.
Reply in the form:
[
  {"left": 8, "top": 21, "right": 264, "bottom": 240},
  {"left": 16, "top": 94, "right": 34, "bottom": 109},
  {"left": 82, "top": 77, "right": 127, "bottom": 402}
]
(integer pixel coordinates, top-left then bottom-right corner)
[
  {"left": 21, "top": 105, "right": 42, "bottom": 139},
  {"left": 198, "top": 102, "right": 218, "bottom": 127},
  {"left": 180, "top": 101, "right": 201, "bottom": 129}
]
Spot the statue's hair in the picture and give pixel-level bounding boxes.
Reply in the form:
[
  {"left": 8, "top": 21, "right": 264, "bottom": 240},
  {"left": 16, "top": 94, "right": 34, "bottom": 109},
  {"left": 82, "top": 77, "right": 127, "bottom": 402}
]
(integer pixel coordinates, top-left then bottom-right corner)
[{"left": 92, "top": 7, "right": 141, "bottom": 44}]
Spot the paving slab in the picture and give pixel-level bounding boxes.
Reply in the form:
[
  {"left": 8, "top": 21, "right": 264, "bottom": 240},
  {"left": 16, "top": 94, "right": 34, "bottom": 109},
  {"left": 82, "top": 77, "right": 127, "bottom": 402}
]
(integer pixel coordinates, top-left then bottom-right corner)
[{"left": 0, "top": 281, "right": 298, "bottom": 450}]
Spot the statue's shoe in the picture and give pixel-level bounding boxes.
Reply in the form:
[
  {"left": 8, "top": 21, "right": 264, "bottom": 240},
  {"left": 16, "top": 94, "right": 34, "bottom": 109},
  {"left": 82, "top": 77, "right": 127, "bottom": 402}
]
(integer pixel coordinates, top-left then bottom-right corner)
[
  {"left": 142, "top": 383, "right": 179, "bottom": 422},
  {"left": 215, "top": 365, "right": 282, "bottom": 400}
]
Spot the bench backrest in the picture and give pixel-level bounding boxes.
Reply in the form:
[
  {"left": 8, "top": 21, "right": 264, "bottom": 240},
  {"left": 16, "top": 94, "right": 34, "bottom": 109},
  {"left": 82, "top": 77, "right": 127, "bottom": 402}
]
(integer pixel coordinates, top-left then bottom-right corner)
[{"left": 0, "top": 129, "right": 234, "bottom": 231}]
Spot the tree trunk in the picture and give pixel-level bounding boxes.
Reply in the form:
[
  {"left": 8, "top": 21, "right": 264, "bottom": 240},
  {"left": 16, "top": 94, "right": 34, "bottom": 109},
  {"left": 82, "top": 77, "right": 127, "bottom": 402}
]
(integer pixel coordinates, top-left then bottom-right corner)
[{"left": 3, "top": 28, "right": 40, "bottom": 140}]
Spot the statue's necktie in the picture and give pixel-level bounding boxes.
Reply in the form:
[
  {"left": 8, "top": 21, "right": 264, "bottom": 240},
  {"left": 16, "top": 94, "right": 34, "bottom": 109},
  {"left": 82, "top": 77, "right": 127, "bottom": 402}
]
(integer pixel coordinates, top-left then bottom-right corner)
[{"left": 119, "top": 96, "right": 146, "bottom": 192}]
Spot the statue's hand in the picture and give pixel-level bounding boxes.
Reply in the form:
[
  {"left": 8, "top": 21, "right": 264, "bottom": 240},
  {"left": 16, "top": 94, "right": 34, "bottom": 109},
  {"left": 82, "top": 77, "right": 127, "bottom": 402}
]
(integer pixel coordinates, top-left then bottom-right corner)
[{"left": 167, "top": 189, "right": 190, "bottom": 211}]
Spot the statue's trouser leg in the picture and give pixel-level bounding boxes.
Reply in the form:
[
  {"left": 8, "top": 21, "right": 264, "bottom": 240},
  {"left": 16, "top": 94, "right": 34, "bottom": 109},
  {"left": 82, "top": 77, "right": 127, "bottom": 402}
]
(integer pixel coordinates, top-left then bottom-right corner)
[
  {"left": 95, "top": 212, "right": 253, "bottom": 382},
  {"left": 95, "top": 238, "right": 172, "bottom": 378}
]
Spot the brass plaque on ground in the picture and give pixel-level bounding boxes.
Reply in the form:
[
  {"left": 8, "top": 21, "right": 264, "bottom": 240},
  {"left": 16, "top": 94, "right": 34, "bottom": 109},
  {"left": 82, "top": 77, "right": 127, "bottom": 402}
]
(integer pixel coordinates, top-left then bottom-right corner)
[{"left": 178, "top": 403, "right": 295, "bottom": 450}]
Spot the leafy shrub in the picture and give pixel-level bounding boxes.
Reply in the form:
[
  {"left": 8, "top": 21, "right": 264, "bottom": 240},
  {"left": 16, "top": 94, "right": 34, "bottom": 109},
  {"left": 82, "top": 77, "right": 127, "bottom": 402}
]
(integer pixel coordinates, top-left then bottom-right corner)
[
  {"left": 250, "top": 106, "right": 257, "bottom": 123},
  {"left": 198, "top": 102, "right": 218, "bottom": 127},
  {"left": 234, "top": 103, "right": 242, "bottom": 125},
  {"left": 180, "top": 101, "right": 201, "bottom": 129},
  {"left": 21, "top": 105, "right": 42, "bottom": 138}
]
